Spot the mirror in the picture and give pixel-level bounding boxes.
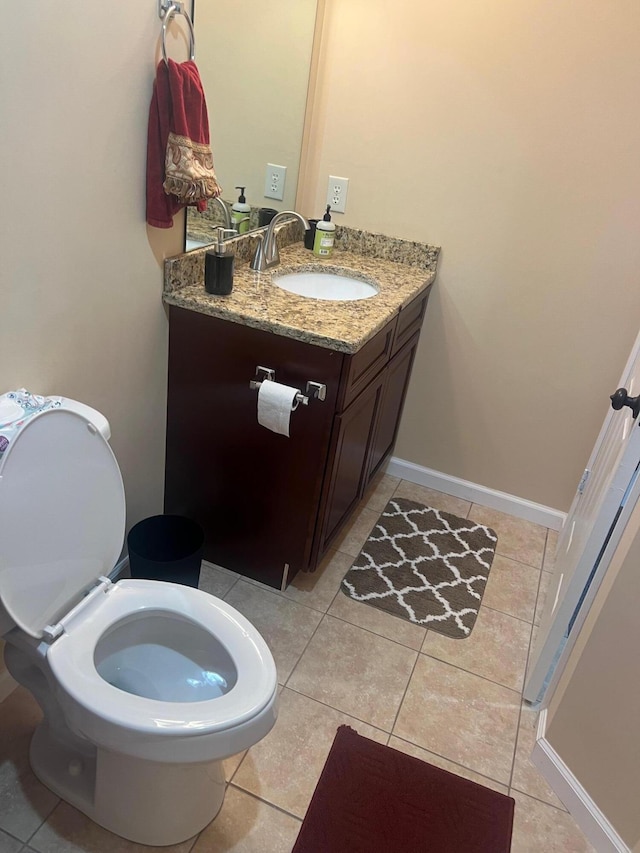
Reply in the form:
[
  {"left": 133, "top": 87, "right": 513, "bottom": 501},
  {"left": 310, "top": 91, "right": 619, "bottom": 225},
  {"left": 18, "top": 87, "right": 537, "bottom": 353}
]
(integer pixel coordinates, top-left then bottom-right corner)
[{"left": 186, "top": 0, "right": 320, "bottom": 251}]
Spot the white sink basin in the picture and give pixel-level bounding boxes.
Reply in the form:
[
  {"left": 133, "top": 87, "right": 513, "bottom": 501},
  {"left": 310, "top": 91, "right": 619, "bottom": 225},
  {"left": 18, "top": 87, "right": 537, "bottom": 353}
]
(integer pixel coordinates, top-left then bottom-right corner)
[{"left": 273, "top": 271, "right": 379, "bottom": 302}]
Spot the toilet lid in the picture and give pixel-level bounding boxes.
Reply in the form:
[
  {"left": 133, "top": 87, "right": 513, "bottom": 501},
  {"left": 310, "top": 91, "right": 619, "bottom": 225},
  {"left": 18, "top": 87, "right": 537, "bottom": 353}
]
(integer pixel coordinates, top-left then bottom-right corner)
[{"left": 0, "top": 408, "right": 125, "bottom": 638}]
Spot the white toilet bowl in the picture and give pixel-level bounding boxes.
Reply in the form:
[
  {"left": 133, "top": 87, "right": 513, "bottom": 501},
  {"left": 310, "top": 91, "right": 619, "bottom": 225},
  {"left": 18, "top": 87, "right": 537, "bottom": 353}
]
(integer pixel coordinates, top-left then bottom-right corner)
[{"left": 0, "top": 392, "right": 278, "bottom": 845}]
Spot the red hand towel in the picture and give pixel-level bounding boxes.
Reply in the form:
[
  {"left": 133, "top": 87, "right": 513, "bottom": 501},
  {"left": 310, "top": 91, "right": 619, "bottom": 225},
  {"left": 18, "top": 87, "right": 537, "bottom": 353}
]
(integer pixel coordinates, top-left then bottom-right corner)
[{"left": 146, "top": 59, "right": 221, "bottom": 229}]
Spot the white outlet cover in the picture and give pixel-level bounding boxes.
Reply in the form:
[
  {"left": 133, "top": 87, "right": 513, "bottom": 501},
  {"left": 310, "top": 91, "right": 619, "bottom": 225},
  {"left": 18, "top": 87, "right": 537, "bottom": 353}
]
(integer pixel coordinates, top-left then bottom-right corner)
[
  {"left": 327, "top": 175, "right": 349, "bottom": 213},
  {"left": 264, "top": 163, "right": 286, "bottom": 201}
]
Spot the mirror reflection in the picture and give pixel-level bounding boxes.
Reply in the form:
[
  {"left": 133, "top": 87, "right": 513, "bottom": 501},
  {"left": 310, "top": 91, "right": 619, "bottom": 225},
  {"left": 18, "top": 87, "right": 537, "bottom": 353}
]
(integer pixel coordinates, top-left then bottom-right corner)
[{"left": 186, "top": 0, "right": 319, "bottom": 251}]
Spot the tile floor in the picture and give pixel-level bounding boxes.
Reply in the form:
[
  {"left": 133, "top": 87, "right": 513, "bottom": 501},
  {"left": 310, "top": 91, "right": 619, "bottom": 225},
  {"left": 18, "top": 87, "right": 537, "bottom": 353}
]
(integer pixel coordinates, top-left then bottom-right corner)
[{"left": 0, "top": 476, "right": 596, "bottom": 852}]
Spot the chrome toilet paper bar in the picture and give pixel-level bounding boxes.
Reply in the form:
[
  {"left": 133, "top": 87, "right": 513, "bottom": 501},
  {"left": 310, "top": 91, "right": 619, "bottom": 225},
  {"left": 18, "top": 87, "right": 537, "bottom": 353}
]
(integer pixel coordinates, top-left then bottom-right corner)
[{"left": 249, "top": 366, "right": 326, "bottom": 406}]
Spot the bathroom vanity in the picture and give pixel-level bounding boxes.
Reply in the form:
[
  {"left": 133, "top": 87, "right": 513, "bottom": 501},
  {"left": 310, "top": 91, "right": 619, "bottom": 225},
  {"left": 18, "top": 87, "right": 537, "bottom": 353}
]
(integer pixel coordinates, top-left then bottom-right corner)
[{"left": 163, "top": 229, "right": 439, "bottom": 589}]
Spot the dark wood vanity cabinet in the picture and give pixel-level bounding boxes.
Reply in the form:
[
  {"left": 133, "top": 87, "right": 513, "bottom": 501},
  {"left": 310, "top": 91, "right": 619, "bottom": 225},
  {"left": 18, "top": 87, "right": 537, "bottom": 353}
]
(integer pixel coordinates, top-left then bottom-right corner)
[{"left": 164, "top": 285, "right": 431, "bottom": 590}]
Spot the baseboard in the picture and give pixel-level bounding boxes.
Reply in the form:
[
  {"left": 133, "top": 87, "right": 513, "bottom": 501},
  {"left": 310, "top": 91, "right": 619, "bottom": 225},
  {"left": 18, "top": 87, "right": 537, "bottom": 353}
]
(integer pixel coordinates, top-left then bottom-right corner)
[
  {"left": 385, "top": 457, "right": 566, "bottom": 530},
  {"left": 532, "top": 710, "right": 630, "bottom": 852}
]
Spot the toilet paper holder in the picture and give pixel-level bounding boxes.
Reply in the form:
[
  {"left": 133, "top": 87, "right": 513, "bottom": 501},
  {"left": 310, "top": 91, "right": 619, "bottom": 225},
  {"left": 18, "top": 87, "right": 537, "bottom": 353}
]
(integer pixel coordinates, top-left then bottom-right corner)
[{"left": 249, "top": 366, "right": 327, "bottom": 406}]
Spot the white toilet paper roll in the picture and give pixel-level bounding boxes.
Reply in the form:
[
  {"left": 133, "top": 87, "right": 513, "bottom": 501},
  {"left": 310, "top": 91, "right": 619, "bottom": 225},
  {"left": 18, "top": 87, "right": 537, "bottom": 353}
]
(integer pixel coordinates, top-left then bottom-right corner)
[{"left": 257, "top": 379, "right": 300, "bottom": 436}]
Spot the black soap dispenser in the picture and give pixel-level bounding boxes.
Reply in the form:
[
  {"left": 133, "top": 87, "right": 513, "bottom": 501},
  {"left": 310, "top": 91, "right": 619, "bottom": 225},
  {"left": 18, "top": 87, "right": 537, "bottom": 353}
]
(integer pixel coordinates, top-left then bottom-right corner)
[{"left": 205, "top": 228, "right": 235, "bottom": 295}]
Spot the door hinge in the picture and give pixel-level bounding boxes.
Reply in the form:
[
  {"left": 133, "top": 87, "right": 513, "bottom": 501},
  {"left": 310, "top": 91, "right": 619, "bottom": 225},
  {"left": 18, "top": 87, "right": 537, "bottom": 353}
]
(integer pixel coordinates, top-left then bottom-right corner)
[{"left": 578, "top": 468, "right": 591, "bottom": 495}]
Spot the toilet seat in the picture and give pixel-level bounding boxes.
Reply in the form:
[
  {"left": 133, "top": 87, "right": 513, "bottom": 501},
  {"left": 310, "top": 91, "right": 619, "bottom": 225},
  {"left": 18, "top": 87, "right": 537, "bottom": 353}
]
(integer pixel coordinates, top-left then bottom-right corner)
[
  {"left": 47, "top": 578, "right": 277, "bottom": 755},
  {"left": 0, "top": 399, "right": 278, "bottom": 763},
  {"left": 0, "top": 405, "right": 125, "bottom": 637}
]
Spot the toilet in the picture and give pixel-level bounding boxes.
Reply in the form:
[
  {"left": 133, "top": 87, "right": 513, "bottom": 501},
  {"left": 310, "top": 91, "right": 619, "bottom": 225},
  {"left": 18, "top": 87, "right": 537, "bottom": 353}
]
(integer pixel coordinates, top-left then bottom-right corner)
[{"left": 0, "top": 390, "right": 278, "bottom": 846}]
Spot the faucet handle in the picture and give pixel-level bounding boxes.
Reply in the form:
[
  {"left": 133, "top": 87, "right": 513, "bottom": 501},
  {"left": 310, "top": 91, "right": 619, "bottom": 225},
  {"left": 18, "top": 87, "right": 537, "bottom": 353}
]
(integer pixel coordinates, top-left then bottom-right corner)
[{"left": 250, "top": 230, "right": 267, "bottom": 272}]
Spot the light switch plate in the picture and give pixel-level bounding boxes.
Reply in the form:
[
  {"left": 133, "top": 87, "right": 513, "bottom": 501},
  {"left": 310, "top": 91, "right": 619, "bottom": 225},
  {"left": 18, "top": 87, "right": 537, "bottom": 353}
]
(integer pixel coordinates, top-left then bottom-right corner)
[
  {"left": 264, "top": 164, "right": 287, "bottom": 201},
  {"left": 327, "top": 175, "right": 349, "bottom": 213}
]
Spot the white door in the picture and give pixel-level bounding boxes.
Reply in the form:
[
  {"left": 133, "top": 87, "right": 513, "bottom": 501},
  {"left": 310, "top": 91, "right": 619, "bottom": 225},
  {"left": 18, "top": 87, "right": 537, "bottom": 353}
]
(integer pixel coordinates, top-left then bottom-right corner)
[{"left": 524, "top": 331, "right": 640, "bottom": 705}]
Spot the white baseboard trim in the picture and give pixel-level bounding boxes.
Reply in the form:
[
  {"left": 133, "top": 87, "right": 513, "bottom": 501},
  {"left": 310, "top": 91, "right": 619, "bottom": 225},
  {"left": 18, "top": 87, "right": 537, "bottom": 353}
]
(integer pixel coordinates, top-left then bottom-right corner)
[
  {"left": 532, "top": 710, "right": 630, "bottom": 852},
  {"left": 385, "top": 457, "right": 566, "bottom": 530}
]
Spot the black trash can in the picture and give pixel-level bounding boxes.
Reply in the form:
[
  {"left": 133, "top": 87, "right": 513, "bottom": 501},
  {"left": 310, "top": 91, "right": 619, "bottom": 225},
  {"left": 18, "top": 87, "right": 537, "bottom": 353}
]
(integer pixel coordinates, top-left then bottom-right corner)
[{"left": 127, "top": 515, "right": 204, "bottom": 588}]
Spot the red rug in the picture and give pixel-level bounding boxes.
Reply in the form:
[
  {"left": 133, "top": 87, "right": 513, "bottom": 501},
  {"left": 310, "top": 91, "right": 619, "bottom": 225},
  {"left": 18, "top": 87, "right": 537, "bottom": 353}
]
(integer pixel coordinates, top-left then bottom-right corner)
[{"left": 292, "top": 726, "right": 514, "bottom": 853}]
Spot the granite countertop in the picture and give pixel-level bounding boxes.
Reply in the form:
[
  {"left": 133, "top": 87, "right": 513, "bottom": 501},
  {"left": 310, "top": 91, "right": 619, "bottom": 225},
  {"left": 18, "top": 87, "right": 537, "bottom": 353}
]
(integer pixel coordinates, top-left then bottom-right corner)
[{"left": 163, "top": 226, "right": 440, "bottom": 354}]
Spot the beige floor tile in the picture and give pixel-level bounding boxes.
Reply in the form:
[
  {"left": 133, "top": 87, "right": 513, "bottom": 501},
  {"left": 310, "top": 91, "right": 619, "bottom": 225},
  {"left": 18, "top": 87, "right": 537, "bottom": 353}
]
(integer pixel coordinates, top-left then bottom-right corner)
[
  {"left": 192, "top": 786, "right": 301, "bottom": 853},
  {"left": 280, "top": 550, "right": 353, "bottom": 613},
  {"left": 468, "top": 506, "right": 546, "bottom": 568},
  {"left": 511, "top": 706, "right": 565, "bottom": 809},
  {"left": 361, "top": 472, "right": 401, "bottom": 514},
  {"left": 525, "top": 624, "right": 539, "bottom": 683},
  {"left": 223, "top": 753, "right": 247, "bottom": 783},
  {"left": 224, "top": 581, "right": 322, "bottom": 684},
  {"left": 388, "top": 736, "right": 509, "bottom": 795},
  {"left": 510, "top": 790, "right": 596, "bottom": 852},
  {"left": 0, "top": 764, "right": 59, "bottom": 843},
  {"left": 199, "top": 562, "right": 240, "bottom": 598},
  {"left": 0, "top": 687, "right": 44, "bottom": 760},
  {"left": 394, "top": 655, "right": 520, "bottom": 784},
  {"left": 0, "top": 689, "right": 59, "bottom": 842},
  {"left": 422, "top": 606, "right": 531, "bottom": 692},
  {"left": 233, "top": 687, "right": 387, "bottom": 819},
  {"left": 328, "top": 588, "right": 427, "bottom": 650},
  {"left": 481, "top": 554, "right": 540, "bottom": 623},
  {"left": 392, "top": 481, "right": 472, "bottom": 518},
  {"left": 287, "top": 616, "right": 417, "bottom": 730},
  {"left": 29, "top": 801, "right": 195, "bottom": 853},
  {"left": 330, "top": 505, "right": 380, "bottom": 557},
  {"left": 534, "top": 570, "right": 551, "bottom": 626},
  {"left": 543, "top": 529, "right": 559, "bottom": 573},
  {"left": 0, "top": 828, "right": 24, "bottom": 853}
]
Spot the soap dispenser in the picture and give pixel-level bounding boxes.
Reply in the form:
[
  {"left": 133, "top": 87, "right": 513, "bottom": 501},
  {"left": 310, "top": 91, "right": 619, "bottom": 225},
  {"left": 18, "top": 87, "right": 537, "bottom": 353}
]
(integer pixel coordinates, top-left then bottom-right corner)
[
  {"left": 313, "top": 205, "right": 336, "bottom": 258},
  {"left": 205, "top": 228, "right": 236, "bottom": 295},
  {"left": 231, "top": 186, "right": 251, "bottom": 234}
]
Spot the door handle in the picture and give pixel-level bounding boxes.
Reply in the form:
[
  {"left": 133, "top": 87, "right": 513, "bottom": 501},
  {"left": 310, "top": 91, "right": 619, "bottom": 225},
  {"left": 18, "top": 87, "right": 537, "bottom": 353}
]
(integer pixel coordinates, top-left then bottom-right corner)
[{"left": 610, "top": 387, "right": 640, "bottom": 419}]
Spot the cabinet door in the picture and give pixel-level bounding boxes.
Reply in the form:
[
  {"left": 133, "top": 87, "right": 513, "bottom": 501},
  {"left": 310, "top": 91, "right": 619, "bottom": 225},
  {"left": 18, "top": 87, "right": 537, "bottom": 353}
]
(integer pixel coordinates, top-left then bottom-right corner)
[
  {"left": 313, "top": 372, "right": 386, "bottom": 560},
  {"left": 365, "top": 331, "right": 421, "bottom": 487},
  {"left": 164, "top": 307, "right": 343, "bottom": 589}
]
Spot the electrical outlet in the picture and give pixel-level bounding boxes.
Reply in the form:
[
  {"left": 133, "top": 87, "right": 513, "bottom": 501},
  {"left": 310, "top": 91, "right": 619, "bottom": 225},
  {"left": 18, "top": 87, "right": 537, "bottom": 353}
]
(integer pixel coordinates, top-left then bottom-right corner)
[
  {"left": 264, "top": 163, "right": 287, "bottom": 201},
  {"left": 327, "top": 175, "right": 349, "bottom": 214}
]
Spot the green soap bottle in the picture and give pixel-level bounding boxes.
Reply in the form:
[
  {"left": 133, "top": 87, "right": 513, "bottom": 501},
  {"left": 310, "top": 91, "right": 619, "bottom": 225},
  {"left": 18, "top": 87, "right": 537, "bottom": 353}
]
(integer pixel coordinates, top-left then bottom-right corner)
[
  {"left": 313, "top": 205, "right": 336, "bottom": 258},
  {"left": 231, "top": 186, "right": 251, "bottom": 234}
]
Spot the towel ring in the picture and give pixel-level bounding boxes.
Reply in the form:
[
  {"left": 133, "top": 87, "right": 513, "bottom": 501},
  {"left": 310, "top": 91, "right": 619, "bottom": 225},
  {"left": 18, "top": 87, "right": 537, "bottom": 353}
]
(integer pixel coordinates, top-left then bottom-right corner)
[{"left": 160, "top": 1, "right": 196, "bottom": 64}]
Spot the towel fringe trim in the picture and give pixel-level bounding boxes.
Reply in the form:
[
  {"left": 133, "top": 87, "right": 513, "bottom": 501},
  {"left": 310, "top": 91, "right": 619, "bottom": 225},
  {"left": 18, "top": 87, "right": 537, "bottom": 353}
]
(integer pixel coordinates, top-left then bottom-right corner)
[{"left": 163, "top": 132, "right": 222, "bottom": 204}]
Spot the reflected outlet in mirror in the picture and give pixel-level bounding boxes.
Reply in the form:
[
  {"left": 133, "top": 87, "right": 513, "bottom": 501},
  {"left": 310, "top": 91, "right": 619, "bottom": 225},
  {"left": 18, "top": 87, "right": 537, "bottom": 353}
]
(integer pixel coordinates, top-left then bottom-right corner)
[{"left": 186, "top": 0, "right": 320, "bottom": 252}]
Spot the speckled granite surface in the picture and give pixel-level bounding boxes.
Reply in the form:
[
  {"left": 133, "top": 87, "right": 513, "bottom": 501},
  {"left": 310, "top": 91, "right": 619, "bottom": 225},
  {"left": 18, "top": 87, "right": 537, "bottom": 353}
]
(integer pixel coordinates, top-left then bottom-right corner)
[{"left": 164, "top": 226, "right": 440, "bottom": 354}]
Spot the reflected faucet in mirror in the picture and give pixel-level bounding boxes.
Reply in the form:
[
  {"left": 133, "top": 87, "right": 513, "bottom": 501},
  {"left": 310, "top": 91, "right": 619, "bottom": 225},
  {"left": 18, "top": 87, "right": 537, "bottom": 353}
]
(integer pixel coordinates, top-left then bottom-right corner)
[
  {"left": 251, "top": 211, "right": 310, "bottom": 272},
  {"left": 210, "top": 196, "right": 231, "bottom": 231}
]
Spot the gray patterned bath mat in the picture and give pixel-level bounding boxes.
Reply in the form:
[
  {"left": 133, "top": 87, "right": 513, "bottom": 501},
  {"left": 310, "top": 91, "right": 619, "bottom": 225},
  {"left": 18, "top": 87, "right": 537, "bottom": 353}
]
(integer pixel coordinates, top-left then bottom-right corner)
[{"left": 341, "top": 498, "right": 498, "bottom": 638}]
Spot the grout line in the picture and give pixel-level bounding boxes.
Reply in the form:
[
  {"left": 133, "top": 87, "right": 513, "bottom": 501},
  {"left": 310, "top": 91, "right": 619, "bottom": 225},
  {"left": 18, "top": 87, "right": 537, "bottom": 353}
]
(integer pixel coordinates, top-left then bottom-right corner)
[
  {"left": 416, "top": 649, "right": 524, "bottom": 697},
  {"left": 388, "top": 647, "right": 420, "bottom": 735},
  {"left": 388, "top": 733, "right": 509, "bottom": 791},
  {"left": 283, "top": 607, "right": 329, "bottom": 689},
  {"left": 227, "top": 783, "right": 303, "bottom": 823},
  {"left": 283, "top": 683, "right": 393, "bottom": 735},
  {"left": 321, "top": 608, "right": 426, "bottom": 653},
  {"left": 480, "top": 600, "right": 537, "bottom": 627}
]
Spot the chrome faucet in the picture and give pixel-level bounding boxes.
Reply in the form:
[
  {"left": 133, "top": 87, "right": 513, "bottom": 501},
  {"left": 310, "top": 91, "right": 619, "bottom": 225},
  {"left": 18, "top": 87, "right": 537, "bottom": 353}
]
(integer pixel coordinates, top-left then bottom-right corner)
[
  {"left": 210, "top": 196, "right": 232, "bottom": 231},
  {"left": 250, "top": 210, "right": 310, "bottom": 272}
]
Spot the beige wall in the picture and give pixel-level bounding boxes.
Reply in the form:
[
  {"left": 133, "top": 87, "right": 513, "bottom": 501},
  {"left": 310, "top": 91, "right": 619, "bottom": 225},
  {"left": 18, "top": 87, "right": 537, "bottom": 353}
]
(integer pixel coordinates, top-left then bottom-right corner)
[
  {"left": 196, "top": 0, "right": 317, "bottom": 213},
  {"left": 545, "top": 493, "right": 640, "bottom": 847},
  {"left": 1, "top": 8, "right": 185, "bottom": 673},
  {"left": 300, "top": 0, "right": 640, "bottom": 510}
]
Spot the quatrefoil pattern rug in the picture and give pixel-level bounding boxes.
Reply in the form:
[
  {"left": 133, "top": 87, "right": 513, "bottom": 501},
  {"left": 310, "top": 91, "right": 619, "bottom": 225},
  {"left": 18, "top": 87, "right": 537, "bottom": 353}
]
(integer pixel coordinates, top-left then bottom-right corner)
[{"left": 341, "top": 498, "right": 498, "bottom": 638}]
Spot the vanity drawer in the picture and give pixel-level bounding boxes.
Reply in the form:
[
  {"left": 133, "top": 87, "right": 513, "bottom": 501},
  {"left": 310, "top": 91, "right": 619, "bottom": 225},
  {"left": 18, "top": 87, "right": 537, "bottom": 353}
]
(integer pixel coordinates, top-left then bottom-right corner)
[
  {"left": 337, "top": 318, "right": 397, "bottom": 411},
  {"left": 391, "top": 287, "right": 431, "bottom": 357}
]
